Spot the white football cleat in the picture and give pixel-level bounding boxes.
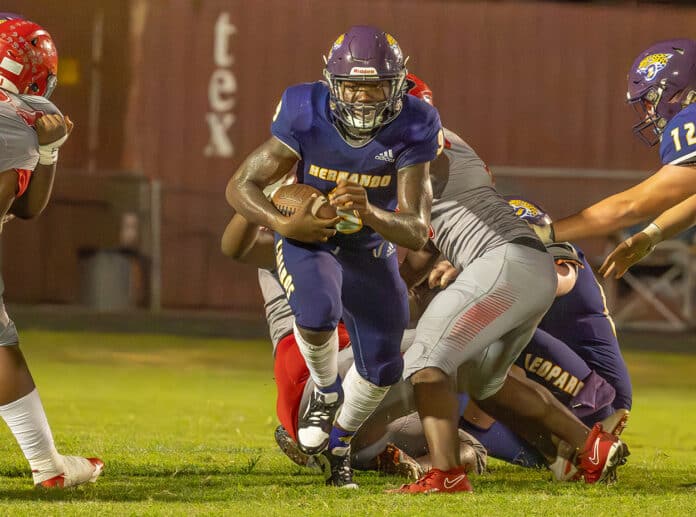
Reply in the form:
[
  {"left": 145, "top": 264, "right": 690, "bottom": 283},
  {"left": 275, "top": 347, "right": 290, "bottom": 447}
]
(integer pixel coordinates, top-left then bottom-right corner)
[{"left": 35, "top": 456, "right": 104, "bottom": 488}]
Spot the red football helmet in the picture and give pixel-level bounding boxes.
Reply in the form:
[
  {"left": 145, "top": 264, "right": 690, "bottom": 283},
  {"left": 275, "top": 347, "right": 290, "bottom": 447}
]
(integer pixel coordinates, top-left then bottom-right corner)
[
  {"left": 0, "top": 19, "right": 57, "bottom": 97},
  {"left": 406, "top": 73, "right": 434, "bottom": 106}
]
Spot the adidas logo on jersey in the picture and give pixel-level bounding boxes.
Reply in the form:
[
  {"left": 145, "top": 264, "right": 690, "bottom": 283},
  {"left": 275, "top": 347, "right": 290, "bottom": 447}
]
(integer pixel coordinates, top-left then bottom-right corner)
[{"left": 375, "top": 149, "right": 395, "bottom": 162}]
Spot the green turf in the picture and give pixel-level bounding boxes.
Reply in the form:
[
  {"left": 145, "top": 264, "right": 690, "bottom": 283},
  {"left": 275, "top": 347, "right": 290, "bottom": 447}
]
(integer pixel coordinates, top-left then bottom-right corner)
[{"left": 0, "top": 330, "right": 694, "bottom": 515}]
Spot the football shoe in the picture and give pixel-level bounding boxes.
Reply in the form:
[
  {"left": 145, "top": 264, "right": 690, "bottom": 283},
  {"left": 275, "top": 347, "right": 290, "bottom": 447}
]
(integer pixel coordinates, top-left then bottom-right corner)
[
  {"left": 316, "top": 446, "right": 357, "bottom": 489},
  {"left": 274, "top": 425, "right": 312, "bottom": 468},
  {"left": 375, "top": 443, "right": 423, "bottom": 480},
  {"left": 578, "top": 423, "right": 630, "bottom": 483},
  {"left": 35, "top": 456, "right": 104, "bottom": 488},
  {"left": 297, "top": 387, "right": 343, "bottom": 455},
  {"left": 387, "top": 466, "right": 473, "bottom": 494}
]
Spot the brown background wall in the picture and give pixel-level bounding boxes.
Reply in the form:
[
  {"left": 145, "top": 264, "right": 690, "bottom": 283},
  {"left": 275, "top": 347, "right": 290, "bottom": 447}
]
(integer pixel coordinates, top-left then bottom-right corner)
[{"left": 0, "top": 1, "right": 693, "bottom": 312}]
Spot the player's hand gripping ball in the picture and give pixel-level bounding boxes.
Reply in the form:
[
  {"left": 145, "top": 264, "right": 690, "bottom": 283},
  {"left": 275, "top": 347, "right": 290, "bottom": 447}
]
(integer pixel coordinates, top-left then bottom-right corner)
[{"left": 271, "top": 184, "right": 337, "bottom": 219}]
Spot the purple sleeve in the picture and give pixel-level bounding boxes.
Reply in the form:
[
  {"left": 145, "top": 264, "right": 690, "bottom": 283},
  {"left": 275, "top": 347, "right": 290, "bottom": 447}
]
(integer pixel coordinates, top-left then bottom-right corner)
[
  {"left": 270, "top": 88, "right": 302, "bottom": 157},
  {"left": 395, "top": 106, "right": 443, "bottom": 170}
]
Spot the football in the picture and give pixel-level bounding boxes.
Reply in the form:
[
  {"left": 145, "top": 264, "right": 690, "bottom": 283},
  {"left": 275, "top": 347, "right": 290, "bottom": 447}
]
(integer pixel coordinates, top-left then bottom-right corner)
[{"left": 271, "top": 183, "right": 337, "bottom": 219}]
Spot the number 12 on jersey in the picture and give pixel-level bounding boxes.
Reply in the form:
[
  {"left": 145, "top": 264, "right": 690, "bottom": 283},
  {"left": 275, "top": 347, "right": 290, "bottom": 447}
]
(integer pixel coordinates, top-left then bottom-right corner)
[{"left": 670, "top": 122, "right": 696, "bottom": 152}]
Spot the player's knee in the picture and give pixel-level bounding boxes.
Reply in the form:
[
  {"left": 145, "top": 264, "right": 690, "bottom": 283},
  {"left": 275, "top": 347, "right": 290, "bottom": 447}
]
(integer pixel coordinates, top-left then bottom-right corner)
[
  {"left": 468, "top": 376, "right": 506, "bottom": 401},
  {"left": 410, "top": 366, "right": 449, "bottom": 386},
  {"left": 293, "top": 292, "right": 341, "bottom": 331},
  {"left": 358, "top": 355, "right": 403, "bottom": 387},
  {"left": 609, "top": 373, "right": 633, "bottom": 409}
]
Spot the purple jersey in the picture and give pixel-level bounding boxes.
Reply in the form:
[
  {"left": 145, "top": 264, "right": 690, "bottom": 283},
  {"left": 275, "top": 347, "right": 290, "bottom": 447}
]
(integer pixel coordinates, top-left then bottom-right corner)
[
  {"left": 538, "top": 248, "right": 616, "bottom": 347},
  {"left": 660, "top": 103, "right": 696, "bottom": 166},
  {"left": 271, "top": 81, "right": 442, "bottom": 247},
  {"left": 532, "top": 246, "right": 631, "bottom": 410}
]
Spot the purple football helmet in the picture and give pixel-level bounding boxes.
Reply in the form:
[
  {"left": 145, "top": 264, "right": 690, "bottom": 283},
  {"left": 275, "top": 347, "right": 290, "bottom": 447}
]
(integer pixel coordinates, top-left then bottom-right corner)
[
  {"left": 505, "top": 196, "right": 553, "bottom": 227},
  {"left": 323, "top": 26, "right": 408, "bottom": 140},
  {"left": 627, "top": 39, "right": 696, "bottom": 146}
]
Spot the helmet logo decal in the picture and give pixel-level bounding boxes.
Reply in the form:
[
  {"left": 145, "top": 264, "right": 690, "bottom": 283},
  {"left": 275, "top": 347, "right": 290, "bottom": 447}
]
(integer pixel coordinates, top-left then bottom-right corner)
[
  {"left": 508, "top": 199, "right": 542, "bottom": 218},
  {"left": 327, "top": 34, "right": 344, "bottom": 60},
  {"left": 349, "top": 66, "right": 378, "bottom": 76},
  {"left": 385, "top": 33, "right": 403, "bottom": 61},
  {"left": 637, "top": 53, "right": 673, "bottom": 82}
]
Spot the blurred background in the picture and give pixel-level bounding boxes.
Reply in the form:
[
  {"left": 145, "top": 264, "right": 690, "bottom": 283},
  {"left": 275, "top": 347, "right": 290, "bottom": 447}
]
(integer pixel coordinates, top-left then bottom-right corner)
[{"left": 1, "top": 0, "right": 695, "bottom": 334}]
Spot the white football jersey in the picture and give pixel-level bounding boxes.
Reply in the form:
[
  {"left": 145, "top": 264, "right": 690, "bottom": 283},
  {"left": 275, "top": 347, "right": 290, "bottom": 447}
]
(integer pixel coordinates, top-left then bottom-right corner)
[{"left": 0, "top": 90, "right": 61, "bottom": 172}]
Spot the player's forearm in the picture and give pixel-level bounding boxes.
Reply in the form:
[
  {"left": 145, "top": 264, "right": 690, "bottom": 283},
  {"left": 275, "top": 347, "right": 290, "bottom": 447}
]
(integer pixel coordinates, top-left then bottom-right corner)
[
  {"left": 554, "top": 166, "right": 696, "bottom": 242},
  {"left": 221, "top": 213, "right": 262, "bottom": 259},
  {"left": 553, "top": 193, "right": 651, "bottom": 242},
  {"left": 10, "top": 164, "right": 56, "bottom": 219},
  {"left": 366, "top": 162, "right": 432, "bottom": 250},
  {"left": 650, "top": 194, "right": 696, "bottom": 242},
  {"left": 226, "top": 175, "right": 286, "bottom": 233},
  {"left": 225, "top": 138, "right": 298, "bottom": 234},
  {"left": 400, "top": 243, "right": 440, "bottom": 289},
  {"left": 363, "top": 208, "right": 429, "bottom": 250}
]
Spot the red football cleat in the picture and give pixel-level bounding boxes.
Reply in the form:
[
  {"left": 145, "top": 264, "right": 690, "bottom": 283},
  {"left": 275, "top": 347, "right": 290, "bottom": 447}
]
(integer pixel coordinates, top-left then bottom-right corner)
[
  {"left": 387, "top": 466, "right": 473, "bottom": 494},
  {"left": 36, "top": 456, "right": 104, "bottom": 488},
  {"left": 578, "top": 423, "right": 629, "bottom": 483}
]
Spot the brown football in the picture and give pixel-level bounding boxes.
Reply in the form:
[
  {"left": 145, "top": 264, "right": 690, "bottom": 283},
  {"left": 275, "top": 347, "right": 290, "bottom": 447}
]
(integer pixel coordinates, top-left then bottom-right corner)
[{"left": 271, "top": 183, "right": 337, "bottom": 219}]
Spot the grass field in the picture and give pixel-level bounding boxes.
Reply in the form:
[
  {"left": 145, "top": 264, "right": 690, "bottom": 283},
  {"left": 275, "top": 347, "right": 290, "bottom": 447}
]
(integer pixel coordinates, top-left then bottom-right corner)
[{"left": 0, "top": 330, "right": 694, "bottom": 515}]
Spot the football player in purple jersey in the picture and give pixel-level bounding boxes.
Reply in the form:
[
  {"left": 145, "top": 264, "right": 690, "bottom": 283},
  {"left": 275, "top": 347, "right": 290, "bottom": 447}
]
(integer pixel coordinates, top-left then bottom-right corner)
[
  {"left": 0, "top": 16, "right": 103, "bottom": 488},
  {"left": 533, "top": 40, "right": 696, "bottom": 275},
  {"left": 506, "top": 199, "right": 632, "bottom": 426},
  {"left": 226, "top": 26, "right": 440, "bottom": 487}
]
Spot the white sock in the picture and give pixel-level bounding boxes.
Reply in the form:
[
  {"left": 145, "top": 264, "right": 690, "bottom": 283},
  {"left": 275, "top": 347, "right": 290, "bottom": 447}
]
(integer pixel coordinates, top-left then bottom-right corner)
[
  {"left": 336, "top": 364, "right": 390, "bottom": 432},
  {"left": 0, "top": 388, "right": 63, "bottom": 482},
  {"left": 294, "top": 322, "right": 338, "bottom": 389}
]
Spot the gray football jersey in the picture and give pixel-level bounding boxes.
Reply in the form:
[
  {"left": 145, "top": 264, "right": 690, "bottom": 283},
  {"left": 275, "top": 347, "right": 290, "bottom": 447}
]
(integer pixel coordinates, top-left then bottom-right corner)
[
  {"left": 0, "top": 91, "right": 61, "bottom": 172},
  {"left": 258, "top": 268, "right": 294, "bottom": 353},
  {"left": 430, "top": 128, "right": 538, "bottom": 269}
]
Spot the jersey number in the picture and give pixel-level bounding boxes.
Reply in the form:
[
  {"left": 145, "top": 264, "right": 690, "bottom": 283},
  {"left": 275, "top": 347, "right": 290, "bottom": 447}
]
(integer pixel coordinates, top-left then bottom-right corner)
[{"left": 670, "top": 122, "right": 696, "bottom": 152}]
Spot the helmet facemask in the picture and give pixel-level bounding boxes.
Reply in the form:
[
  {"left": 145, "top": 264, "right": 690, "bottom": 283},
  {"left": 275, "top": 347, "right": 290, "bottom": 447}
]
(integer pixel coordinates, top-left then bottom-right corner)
[
  {"left": 324, "top": 69, "right": 407, "bottom": 141},
  {"left": 628, "top": 85, "right": 667, "bottom": 146},
  {"left": 322, "top": 26, "right": 409, "bottom": 144}
]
